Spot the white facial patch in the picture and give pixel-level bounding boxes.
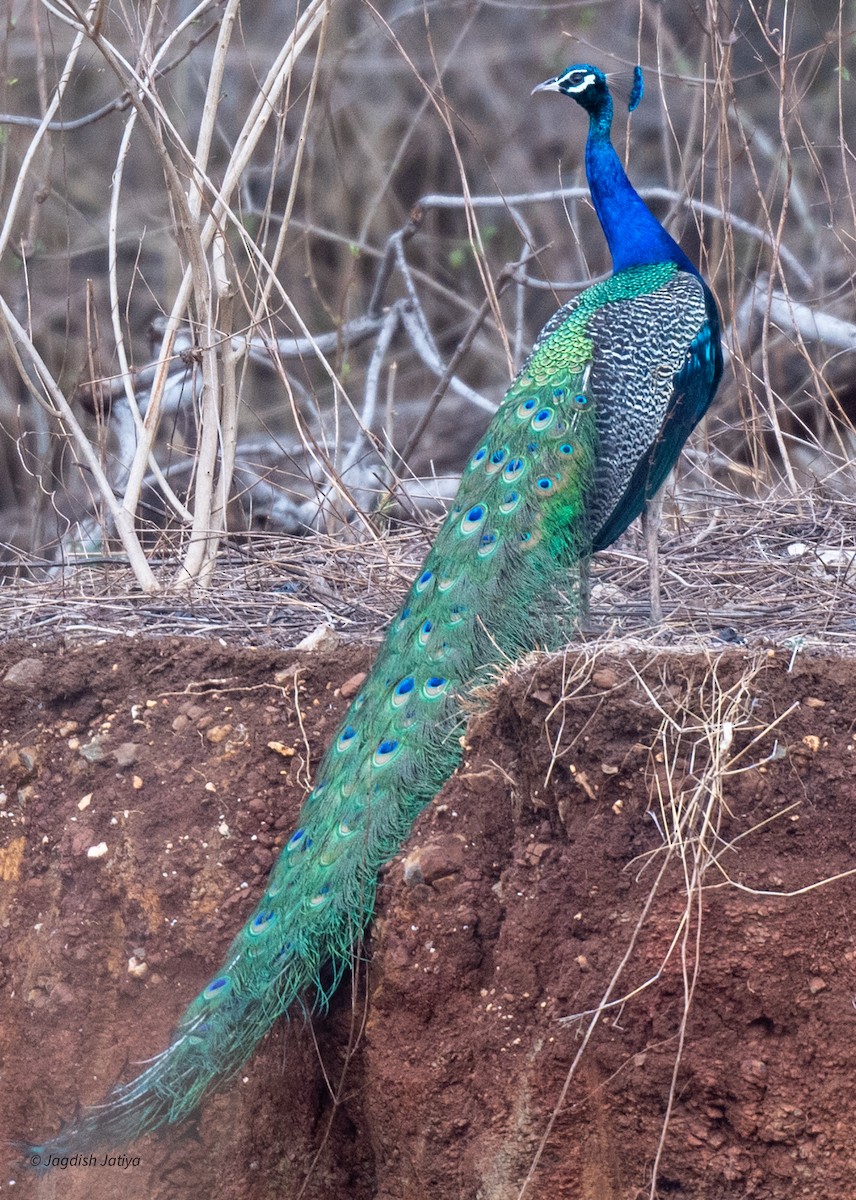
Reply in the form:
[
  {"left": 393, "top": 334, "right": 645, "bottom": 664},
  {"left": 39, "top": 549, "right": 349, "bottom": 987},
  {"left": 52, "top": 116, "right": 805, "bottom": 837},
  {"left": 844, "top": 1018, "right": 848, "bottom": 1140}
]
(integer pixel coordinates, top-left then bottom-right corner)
[{"left": 566, "top": 72, "right": 596, "bottom": 94}]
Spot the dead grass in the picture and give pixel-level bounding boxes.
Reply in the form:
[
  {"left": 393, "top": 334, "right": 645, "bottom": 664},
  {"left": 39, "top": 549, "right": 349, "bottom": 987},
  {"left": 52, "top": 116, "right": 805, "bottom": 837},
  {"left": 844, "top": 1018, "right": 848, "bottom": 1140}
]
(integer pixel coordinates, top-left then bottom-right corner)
[{"left": 1, "top": 487, "right": 854, "bottom": 653}]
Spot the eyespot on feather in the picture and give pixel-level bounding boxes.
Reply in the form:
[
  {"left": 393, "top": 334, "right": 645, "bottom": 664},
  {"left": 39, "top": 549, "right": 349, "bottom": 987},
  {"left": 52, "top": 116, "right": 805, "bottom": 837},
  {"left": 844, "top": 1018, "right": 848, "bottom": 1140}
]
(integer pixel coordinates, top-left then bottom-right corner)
[
  {"left": 519, "top": 527, "right": 543, "bottom": 550},
  {"left": 336, "top": 725, "right": 357, "bottom": 753},
  {"left": 248, "top": 910, "right": 276, "bottom": 937},
  {"left": 319, "top": 844, "right": 342, "bottom": 867},
  {"left": 309, "top": 885, "right": 331, "bottom": 909},
  {"left": 203, "top": 977, "right": 231, "bottom": 1001},
  {"left": 531, "top": 407, "right": 554, "bottom": 431},
  {"left": 460, "top": 505, "right": 486, "bottom": 536},
  {"left": 373, "top": 738, "right": 401, "bottom": 767},
  {"left": 391, "top": 676, "right": 415, "bottom": 708}
]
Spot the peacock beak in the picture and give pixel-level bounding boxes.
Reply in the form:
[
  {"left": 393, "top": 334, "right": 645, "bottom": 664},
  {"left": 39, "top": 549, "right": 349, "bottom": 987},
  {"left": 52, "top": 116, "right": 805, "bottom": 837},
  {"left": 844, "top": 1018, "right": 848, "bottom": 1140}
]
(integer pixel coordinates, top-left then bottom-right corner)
[{"left": 532, "top": 76, "right": 561, "bottom": 96}]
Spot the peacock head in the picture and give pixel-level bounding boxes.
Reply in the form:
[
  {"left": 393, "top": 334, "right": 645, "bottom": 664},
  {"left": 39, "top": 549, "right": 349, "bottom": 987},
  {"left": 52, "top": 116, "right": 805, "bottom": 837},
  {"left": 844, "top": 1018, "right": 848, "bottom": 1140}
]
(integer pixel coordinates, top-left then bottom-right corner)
[
  {"left": 532, "top": 63, "right": 610, "bottom": 113},
  {"left": 532, "top": 63, "right": 642, "bottom": 119}
]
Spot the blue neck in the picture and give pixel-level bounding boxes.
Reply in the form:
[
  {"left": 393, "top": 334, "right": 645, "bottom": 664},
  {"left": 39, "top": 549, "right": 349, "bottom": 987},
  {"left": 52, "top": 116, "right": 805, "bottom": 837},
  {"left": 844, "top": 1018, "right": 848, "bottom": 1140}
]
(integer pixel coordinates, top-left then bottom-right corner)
[{"left": 585, "top": 109, "right": 697, "bottom": 276}]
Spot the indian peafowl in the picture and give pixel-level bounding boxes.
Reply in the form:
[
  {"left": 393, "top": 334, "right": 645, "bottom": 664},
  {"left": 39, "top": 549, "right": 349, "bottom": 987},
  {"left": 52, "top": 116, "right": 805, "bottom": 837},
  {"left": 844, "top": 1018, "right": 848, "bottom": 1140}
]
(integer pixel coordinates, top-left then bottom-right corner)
[
  {"left": 533, "top": 63, "right": 723, "bottom": 617},
  {"left": 28, "top": 62, "right": 721, "bottom": 1160}
]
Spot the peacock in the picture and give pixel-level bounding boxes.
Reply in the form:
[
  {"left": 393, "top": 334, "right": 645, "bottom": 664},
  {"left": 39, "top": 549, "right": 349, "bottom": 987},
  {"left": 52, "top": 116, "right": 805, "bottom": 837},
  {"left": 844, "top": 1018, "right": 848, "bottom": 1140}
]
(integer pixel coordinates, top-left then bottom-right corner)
[
  {"left": 28, "top": 62, "right": 721, "bottom": 1160},
  {"left": 532, "top": 64, "right": 723, "bottom": 613}
]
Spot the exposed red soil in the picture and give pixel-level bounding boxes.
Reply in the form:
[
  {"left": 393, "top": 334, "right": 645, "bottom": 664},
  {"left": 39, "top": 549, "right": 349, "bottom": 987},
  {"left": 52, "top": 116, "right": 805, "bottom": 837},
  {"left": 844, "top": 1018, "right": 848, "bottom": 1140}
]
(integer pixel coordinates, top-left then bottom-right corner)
[{"left": 1, "top": 635, "right": 855, "bottom": 1199}]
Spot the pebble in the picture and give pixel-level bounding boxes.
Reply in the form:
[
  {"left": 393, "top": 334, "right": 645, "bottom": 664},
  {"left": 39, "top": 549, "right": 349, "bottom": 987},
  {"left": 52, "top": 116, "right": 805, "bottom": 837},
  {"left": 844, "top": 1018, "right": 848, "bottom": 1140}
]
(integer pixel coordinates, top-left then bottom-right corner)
[
  {"left": 591, "top": 667, "right": 619, "bottom": 690},
  {"left": 402, "top": 837, "right": 466, "bottom": 886},
  {"left": 2, "top": 658, "right": 44, "bottom": 688},
  {"left": 339, "top": 671, "right": 367, "bottom": 699},
  {"left": 267, "top": 741, "right": 295, "bottom": 757},
  {"left": 79, "top": 738, "right": 106, "bottom": 763},
  {"left": 112, "top": 743, "right": 140, "bottom": 767},
  {"left": 296, "top": 624, "right": 340, "bottom": 652}
]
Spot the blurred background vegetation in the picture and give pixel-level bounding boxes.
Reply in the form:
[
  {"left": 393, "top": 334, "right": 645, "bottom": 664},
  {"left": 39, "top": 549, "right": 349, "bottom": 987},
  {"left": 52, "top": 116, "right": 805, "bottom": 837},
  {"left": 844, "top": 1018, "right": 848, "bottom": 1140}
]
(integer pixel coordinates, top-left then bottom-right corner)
[{"left": 1, "top": 0, "right": 854, "bottom": 591}]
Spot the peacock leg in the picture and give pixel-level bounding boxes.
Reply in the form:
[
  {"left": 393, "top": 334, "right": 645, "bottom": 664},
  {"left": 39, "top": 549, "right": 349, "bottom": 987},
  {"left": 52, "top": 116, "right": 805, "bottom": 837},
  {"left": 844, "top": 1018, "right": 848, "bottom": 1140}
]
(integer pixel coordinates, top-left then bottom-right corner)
[
  {"left": 642, "top": 492, "right": 664, "bottom": 623},
  {"left": 578, "top": 556, "right": 592, "bottom": 628}
]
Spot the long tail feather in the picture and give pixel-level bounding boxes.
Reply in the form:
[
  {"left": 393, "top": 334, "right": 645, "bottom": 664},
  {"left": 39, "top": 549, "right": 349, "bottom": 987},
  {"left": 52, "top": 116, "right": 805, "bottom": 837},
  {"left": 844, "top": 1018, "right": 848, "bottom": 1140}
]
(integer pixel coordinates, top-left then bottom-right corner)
[{"left": 30, "top": 342, "right": 598, "bottom": 1156}]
